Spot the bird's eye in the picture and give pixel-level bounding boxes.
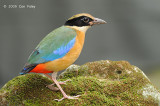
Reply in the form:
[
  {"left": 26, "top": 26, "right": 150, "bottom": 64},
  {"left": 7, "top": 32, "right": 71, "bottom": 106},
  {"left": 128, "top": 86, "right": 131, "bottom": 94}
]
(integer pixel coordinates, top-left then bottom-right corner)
[{"left": 82, "top": 17, "right": 89, "bottom": 23}]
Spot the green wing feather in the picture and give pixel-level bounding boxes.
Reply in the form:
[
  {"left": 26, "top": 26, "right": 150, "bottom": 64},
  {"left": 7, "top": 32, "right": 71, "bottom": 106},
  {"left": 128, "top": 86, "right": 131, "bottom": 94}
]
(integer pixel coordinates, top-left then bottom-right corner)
[{"left": 27, "top": 26, "right": 77, "bottom": 65}]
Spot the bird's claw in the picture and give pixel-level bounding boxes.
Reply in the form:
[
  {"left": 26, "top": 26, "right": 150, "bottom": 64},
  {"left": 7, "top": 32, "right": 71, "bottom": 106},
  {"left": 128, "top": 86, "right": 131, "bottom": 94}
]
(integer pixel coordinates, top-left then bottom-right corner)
[
  {"left": 46, "top": 79, "right": 71, "bottom": 91},
  {"left": 54, "top": 95, "right": 81, "bottom": 102},
  {"left": 46, "top": 84, "right": 59, "bottom": 91},
  {"left": 59, "top": 79, "right": 71, "bottom": 85}
]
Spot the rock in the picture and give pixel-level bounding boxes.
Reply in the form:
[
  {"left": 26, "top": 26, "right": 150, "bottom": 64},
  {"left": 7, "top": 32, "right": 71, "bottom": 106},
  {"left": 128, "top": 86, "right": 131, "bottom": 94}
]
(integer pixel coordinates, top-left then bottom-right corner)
[{"left": 0, "top": 60, "right": 159, "bottom": 105}]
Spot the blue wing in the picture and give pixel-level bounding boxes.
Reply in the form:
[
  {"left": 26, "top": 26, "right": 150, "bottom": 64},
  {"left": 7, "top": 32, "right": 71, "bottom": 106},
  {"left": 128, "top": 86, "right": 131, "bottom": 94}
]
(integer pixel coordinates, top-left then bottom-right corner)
[
  {"left": 41, "top": 37, "right": 76, "bottom": 61},
  {"left": 27, "top": 26, "right": 77, "bottom": 65}
]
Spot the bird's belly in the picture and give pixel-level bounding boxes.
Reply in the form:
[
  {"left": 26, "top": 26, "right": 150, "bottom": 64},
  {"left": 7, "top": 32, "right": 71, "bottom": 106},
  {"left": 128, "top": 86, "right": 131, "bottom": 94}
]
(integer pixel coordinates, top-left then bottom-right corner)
[
  {"left": 44, "top": 31, "right": 85, "bottom": 72},
  {"left": 45, "top": 47, "right": 81, "bottom": 72}
]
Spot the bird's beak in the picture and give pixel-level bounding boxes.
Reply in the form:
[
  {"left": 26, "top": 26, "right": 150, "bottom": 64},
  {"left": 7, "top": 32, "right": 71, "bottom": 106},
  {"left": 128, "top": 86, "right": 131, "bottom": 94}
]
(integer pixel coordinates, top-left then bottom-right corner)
[{"left": 90, "top": 18, "right": 107, "bottom": 26}]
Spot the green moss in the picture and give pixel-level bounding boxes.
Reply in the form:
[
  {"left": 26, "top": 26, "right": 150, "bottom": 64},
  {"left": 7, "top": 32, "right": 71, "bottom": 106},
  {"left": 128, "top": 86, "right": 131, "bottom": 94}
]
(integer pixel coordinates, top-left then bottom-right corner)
[{"left": 0, "top": 60, "right": 159, "bottom": 105}]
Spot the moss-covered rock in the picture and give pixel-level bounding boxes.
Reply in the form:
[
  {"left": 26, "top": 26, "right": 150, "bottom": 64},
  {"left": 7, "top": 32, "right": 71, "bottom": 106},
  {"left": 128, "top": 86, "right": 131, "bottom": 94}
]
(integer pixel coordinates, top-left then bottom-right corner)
[{"left": 0, "top": 60, "right": 159, "bottom": 105}]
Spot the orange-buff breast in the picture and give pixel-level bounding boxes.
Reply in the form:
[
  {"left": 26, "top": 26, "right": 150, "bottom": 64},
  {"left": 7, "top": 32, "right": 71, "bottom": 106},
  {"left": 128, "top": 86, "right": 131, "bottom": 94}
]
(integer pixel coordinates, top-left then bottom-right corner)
[
  {"left": 44, "top": 30, "right": 85, "bottom": 72},
  {"left": 30, "top": 29, "right": 85, "bottom": 73}
]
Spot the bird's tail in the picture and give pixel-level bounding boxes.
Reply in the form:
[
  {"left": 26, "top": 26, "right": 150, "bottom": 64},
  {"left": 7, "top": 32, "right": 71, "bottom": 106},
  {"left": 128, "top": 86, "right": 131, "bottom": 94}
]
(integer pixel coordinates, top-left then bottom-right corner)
[{"left": 20, "top": 64, "right": 37, "bottom": 75}]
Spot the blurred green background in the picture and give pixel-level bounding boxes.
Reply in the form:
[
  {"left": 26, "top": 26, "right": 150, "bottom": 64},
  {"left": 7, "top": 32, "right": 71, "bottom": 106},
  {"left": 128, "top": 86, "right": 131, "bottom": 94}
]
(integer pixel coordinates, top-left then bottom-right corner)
[{"left": 0, "top": 0, "right": 159, "bottom": 89}]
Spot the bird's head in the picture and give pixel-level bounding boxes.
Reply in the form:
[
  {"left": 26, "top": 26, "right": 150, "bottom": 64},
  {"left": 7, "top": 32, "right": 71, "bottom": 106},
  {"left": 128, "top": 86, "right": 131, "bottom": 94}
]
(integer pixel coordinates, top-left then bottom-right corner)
[{"left": 64, "top": 13, "right": 106, "bottom": 33}]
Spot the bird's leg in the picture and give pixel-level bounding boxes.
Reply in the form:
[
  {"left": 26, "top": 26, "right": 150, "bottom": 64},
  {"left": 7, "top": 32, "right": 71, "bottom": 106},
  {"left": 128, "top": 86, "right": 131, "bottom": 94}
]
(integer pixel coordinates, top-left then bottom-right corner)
[
  {"left": 43, "top": 73, "right": 71, "bottom": 85},
  {"left": 43, "top": 73, "right": 52, "bottom": 80},
  {"left": 43, "top": 73, "right": 71, "bottom": 91},
  {"left": 51, "top": 72, "right": 80, "bottom": 101},
  {"left": 43, "top": 73, "right": 59, "bottom": 91}
]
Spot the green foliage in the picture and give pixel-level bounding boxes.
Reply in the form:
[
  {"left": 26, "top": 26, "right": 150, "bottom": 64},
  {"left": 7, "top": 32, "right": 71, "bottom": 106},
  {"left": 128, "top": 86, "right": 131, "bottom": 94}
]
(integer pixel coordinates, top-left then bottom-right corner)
[{"left": 0, "top": 60, "right": 159, "bottom": 105}]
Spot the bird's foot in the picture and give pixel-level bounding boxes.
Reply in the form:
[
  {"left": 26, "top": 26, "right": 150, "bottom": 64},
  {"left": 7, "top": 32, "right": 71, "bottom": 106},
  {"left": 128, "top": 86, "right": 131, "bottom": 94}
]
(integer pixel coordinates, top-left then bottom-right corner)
[
  {"left": 58, "top": 79, "right": 71, "bottom": 85},
  {"left": 54, "top": 95, "right": 81, "bottom": 102},
  {"left": 46, "top": 79, "right": 71, "bottom": 91},
  {"left": 47, "top": 84, "right": 59, "bottom": 91}
]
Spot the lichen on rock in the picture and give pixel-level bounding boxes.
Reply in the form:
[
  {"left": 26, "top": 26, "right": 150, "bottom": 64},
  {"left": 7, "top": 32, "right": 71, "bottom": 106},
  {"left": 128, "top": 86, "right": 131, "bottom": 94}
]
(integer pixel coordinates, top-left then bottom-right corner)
[{"left": 0, "top": 60, "right": 159, "bottom": 105}]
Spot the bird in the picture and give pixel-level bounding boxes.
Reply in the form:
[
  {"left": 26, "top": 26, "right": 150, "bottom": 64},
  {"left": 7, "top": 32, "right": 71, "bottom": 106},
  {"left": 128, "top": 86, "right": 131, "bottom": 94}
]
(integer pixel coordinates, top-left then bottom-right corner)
[{"left": 20, "top": 13, "right": 106, "bottom": 101}]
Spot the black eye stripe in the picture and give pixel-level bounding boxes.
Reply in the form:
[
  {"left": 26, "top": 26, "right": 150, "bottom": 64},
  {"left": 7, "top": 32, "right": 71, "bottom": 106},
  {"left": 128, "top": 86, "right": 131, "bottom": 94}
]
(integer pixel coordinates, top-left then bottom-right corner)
[
  {"left": 82, "top": 17, "right": 90, "bottom": 23},
  {"left": 65, "top": 16, "right": 93, "bottom": 27}
]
